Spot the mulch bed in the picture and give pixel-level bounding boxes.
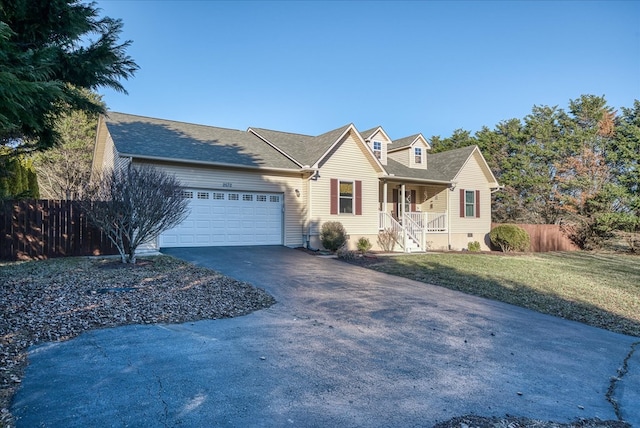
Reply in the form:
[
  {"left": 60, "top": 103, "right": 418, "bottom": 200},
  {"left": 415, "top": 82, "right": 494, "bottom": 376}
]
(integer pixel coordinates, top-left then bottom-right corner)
[{"left": 0, "top": 255, "right": 275, "bottom": 427}]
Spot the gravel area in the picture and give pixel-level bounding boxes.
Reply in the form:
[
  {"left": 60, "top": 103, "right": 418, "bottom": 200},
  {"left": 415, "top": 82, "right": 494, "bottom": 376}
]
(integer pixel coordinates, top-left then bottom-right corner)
[{"left": 0, "top": 255, "right": 275, "bottom": 427}]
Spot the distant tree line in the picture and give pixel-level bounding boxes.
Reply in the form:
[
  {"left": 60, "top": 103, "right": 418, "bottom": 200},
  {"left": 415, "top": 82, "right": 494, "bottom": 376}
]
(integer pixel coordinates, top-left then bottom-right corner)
[{"left": 430, "top": 95, "right": 640, "bottom": 249}]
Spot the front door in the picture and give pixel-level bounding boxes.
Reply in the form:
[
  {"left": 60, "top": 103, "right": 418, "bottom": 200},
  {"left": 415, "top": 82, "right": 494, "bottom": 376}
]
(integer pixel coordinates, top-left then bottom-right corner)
[{"left": 392, "top": 189, "right": 416, "bottom": 220}]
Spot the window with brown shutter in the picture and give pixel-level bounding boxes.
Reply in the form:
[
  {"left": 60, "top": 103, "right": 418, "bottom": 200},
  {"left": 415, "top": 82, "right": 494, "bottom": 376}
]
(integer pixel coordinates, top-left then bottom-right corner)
[
  {"left": 331, "top": 179, "right": 363, "bottom": 215},
  {"left": 460, "top": 189, "right": 480, "bottom": 218}
]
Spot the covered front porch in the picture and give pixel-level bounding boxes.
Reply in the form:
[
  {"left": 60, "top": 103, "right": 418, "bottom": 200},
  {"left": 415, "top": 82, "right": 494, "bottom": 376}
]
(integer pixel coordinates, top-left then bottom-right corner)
[{"left": 378, "top": 179, "right": 452, "bottom": 252}]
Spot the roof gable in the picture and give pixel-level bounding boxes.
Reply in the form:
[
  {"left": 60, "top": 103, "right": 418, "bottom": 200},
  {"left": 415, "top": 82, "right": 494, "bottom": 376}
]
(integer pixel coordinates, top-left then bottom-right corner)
[
  {"left": 248, "top": 125, "right": 350, "bottom": 167},
  {"left": 384, "top": 145, "right": 498, "bottom": 185},
  {"left": 388, "top": 133, "right": 431, "bottom": 152},
  {"left": 449, "top": 146, "right": 499, "bottom": 187},
  {"left": 316, "top": 124, "right": 386, "bottom": 173},
  {"left": 360, "top": 126, "right": 392, "bottom": 144}
]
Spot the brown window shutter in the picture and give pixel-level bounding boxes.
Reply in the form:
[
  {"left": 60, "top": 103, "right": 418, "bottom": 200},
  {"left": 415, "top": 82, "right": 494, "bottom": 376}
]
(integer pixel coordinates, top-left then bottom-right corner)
[
  {"left": 330, "top": 179, "right": 338, "bottom": 215},
  {"left": 355, "top": 180, "right": 362, "bottom": 215},
  {"left": 410, "top": 190, "right": 416, "bottom": 212},
  {"left": 459, "top": 188, "right": 465, "bottom": 217},
  {"left": 475, "top": 190, "right": 480, "bottom": 218}
]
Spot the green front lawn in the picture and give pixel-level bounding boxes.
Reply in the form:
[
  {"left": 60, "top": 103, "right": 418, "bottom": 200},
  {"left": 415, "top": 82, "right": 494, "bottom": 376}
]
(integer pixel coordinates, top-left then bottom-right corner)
[{"left": 365, "top": 252, "right": 640, "bottom": 337}]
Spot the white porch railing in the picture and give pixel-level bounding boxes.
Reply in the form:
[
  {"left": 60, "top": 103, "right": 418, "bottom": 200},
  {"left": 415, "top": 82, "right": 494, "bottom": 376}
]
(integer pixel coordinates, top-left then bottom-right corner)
[
  {"left": 426, "top": 212, "right": 447, "bottom": 232},
  {"left": 378, "top": 211, "right": 447, "bottom": 253},
  {"left": 405, "top": 212, "right": 447, "bottom": 232},
  {"left": 402, "top": 213, "right": 424, "bottom": 252},
  {"left": 379, "top": 211, "right": 403, "bottom": 236}
]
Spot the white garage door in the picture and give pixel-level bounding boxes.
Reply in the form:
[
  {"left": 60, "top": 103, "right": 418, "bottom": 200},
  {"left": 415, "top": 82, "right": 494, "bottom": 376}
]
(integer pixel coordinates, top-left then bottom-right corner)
[{"left": 159, "top": 189, "right": 283, "bottom": 247}]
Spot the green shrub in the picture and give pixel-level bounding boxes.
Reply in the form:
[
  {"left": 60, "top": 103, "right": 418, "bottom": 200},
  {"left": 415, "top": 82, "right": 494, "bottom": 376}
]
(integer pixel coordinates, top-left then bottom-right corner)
[
  {"left": 320, "top": 221, "right": 347, "bottom": 252},
  {"left": 467, "top": 241, "right": 481, "bottom": 252},
  {"left": 377, "top": 228, "right": 398, "bottom": 252},
  {"left": 356, "top": 237, "right": 372, "bottom": 254},
  {"left": 490, "top": 224, "right": 530, "bottom": 252}
]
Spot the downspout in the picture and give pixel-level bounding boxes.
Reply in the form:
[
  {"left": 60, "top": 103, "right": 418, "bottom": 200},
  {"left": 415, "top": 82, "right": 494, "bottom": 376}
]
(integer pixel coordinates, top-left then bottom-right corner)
[
  {"left": 447, "top": 184, "right": 452, "bottom": 250},
  {"left": 401, "top": 183, "right": 407, "bottom": 252},
  {"left": 304, "top": 168, "right": 319, "bottom": 250}
]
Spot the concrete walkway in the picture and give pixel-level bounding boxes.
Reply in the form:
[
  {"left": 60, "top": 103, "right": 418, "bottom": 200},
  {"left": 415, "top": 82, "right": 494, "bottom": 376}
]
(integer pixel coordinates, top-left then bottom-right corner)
[{"left": 12, "top": 246, "right": 640, "bottom": 427}]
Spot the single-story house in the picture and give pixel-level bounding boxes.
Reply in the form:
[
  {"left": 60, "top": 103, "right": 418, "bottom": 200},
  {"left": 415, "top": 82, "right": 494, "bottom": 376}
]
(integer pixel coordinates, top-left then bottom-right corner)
[{"left": 92, "top": 112, "right": 500, "bottom": 252}]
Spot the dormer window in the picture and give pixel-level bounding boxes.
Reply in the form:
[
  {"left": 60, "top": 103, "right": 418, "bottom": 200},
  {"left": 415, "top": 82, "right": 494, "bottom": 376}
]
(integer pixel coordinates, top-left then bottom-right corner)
[
  {"left": 414, "top": 147, "right": 422, "bottom": 164},
  {"left": 373, "top": 141, "right": 382, "bottom": 159}
]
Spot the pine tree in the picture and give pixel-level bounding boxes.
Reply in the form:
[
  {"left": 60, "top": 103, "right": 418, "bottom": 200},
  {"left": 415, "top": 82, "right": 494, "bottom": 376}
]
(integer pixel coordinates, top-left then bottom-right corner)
[{"left": 0, "top": 0, "right": 138, "bottom": 153}]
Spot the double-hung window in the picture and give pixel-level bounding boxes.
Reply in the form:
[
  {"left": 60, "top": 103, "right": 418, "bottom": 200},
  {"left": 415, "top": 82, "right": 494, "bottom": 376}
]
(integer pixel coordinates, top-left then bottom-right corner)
[
  {"left": 414, "top": 147, "right": 422, "bottom": 164},
  {"left": 465, "top": 190, "right": 475, "bottom": 217},
  {"left": 339, "top": 181, "right": 354, "bottom": 213},
  {"left": 330, "top": 179, "right": 362, "bottom": 215},
  {"left": 373, "top": 141, "right": 382, "bottom": 159}
]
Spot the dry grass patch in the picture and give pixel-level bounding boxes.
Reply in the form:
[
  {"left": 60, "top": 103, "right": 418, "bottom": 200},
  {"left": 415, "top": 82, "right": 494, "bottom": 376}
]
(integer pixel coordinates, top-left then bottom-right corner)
[{"left": 362, "top": 252, "right": 640, "bottom": 337}]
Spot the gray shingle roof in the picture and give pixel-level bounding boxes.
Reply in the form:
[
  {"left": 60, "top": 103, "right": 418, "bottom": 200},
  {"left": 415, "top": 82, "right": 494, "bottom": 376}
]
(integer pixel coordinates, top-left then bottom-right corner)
[
  {"left": 389, "top": 134, "right": 421, "bottom": 151},
  {"left": 250, "top": 124, "right": 351, "bottom": 167},
  {"left": 104, "top": 112, "right": 301, "bottom": 170},
  {"left": 359, "top": 127, "right": 381, "bottom": 140},
  {"left": 384, "top": 145, "right": 477, "bottom": 183},
  {"left": 104, "top": 112, "right": 483, "bottom": 184}
]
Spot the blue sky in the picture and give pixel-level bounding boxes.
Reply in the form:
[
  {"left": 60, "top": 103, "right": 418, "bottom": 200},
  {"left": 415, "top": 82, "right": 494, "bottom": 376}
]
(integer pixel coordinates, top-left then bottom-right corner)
[{"left": 96, "top": 0, "right": 640, "bottom": 140}]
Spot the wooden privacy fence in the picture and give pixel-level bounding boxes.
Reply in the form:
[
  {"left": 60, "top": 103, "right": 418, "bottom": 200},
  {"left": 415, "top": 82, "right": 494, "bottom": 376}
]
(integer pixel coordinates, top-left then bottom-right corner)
[
  {"left": 492, "top": 223, "right": 579, "bottom": 252},
  {"left": 0, "top": 199, "right": 118, "bottom": 260}
]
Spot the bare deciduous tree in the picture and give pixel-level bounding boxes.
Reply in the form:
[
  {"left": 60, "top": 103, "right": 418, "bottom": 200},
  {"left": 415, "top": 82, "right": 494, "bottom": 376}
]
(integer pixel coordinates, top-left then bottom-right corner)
[
  {"left": 81, "top": 165, "right": 189, "bottom": 264},
  {"left": 32, "top": 91, "right": 103, "bottom": 200}
]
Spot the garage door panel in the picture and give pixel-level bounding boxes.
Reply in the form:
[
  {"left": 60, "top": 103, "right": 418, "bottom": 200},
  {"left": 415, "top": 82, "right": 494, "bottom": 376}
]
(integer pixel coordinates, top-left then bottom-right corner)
[{"left": 160, "top": 190, "right": 283, "bottom": 247}]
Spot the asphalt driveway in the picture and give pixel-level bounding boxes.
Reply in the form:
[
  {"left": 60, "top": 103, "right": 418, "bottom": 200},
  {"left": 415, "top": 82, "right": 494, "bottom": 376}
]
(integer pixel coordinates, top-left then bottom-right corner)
[{"left": 12, "top": 246, "right": 640, "bottom": 427}]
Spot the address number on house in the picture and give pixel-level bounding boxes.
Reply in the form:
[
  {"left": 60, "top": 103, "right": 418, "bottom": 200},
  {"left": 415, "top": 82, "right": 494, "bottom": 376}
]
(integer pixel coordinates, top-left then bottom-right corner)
[{"left": 222, "top": 182, "right": 233, "bottom": 188}]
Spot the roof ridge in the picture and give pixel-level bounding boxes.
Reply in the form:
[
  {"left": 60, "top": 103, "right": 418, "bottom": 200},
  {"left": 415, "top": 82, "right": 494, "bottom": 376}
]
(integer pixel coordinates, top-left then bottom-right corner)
[
  {"left": 315, "top": 123, "right": 352, "bottom": 138},
  {"left": 249, "top": 127, "right": 315, "bottom": 138},
  {"left": 107, "top": 111, "right": 246, "bottom": 133}
]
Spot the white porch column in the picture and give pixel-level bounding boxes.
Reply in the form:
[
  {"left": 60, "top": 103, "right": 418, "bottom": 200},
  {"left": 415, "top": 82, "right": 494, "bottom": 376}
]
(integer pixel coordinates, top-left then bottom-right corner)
[
  {"left": 383, "top": 180, "right": 388, "bottom": 213},
  {"left": 400, "top": 183, "right": 406, "bottom": 218}
]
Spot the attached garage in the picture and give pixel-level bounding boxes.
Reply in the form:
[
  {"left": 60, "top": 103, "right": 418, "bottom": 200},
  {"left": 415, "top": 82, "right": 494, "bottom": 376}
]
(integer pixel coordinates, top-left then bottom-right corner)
[{"left": 159, "top": 189, "right": 283, "bottom": 247}]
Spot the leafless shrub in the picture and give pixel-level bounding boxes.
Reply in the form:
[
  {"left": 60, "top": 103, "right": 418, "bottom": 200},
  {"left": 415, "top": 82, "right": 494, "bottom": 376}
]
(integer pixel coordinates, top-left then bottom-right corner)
[
  {"left": 377, "top": 228, "right": 398, "bottom": 252},
  {"left": 80, "top": 165, "right": 189, "bottom": 263}
]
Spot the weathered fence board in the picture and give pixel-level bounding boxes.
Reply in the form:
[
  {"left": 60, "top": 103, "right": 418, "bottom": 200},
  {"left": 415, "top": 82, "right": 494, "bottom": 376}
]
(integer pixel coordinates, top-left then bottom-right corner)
[
  {"left": 492, "top": 223, "right": 579, "bottom": 252},
  {"left": 0, "top": 199, "right": 118, "bottom": 260}
]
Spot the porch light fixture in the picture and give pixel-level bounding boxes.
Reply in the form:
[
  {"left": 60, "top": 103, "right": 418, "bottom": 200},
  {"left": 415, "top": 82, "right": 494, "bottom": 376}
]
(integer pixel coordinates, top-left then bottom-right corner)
[{"left": 294, "top": 189, "right": 300, "bottom": 197}]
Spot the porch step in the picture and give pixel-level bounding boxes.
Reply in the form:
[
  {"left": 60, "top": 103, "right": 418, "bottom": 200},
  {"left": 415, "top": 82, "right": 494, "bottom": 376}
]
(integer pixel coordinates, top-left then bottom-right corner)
[{"left": 403, "top": 237, "right": 422, "bottom": 253}]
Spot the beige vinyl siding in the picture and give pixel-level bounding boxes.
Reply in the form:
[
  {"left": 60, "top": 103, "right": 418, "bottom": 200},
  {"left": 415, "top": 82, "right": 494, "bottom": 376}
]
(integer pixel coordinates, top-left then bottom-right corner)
[
  {"left": 368, "top": 129, "right": 391, "bottom": 165},
  {"left": 387, "top": 148, "right": 408, "bottom": 167},
  {"left": 132, "top": 160, "right": 306, "bottom": 248},
  {"left": 310, "top": 133, "right": 380, "bottom": 240},
  {"left": 420, "top": 185, "right": 448, "bottom": 212},
  {"left": 92, "top": 122, "right": 118, "bottom": 173},
  {"left": 114, "top": 149, "right": 131, "bottom": 171},
  {"left": 448, "top": 151, "right": 493, "bottom": 249},
  {"left": 409, "top": 141, "right": 429, "bottom": 170}
]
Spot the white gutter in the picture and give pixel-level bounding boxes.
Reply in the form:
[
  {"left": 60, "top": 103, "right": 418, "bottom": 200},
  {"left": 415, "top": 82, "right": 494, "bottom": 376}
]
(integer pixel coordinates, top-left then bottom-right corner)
[
  {"left": 305, "top": 168, "right": 320, "bottom": 250},
  {"left": 384, "top": 176, "right": 452, "bottom": 186},
  {"left": 447, "top": 186, "right": 452, "bottom": 250},
  {"left": 491, "top": 185, "right": 505, "bottom": 194}
]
